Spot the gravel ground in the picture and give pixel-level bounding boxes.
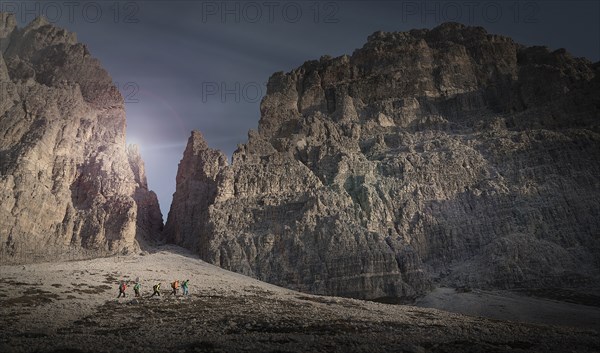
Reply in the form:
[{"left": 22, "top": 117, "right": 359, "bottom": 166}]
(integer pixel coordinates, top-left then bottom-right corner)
[
  {"left": 1, "top": 246, "right": 599, "bottom": 353},
  {"left": 415, "top": 287, "right": 600, "bottom": 331}
]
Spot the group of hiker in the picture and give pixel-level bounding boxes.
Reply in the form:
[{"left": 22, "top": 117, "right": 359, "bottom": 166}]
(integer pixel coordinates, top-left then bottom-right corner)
[{"left": 117, "top": 279, "right": 190, "bottom": 298}]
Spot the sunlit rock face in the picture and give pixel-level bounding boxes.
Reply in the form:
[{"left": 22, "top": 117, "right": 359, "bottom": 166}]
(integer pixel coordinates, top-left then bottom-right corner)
[
  {"left": 166, "top": 22, "right": 600, "bottom": 300},
  {"left": 0, "top": 14, "right": 163, "bottom": 263}
]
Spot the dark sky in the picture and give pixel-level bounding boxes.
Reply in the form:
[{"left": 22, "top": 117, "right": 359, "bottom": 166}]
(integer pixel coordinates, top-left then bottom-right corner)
[{"left": 5, "top": 0, "right": 600, "bottom": 217}]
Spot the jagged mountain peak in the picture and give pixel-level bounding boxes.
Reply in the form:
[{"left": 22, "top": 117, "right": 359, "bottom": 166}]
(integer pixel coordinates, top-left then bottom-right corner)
[
  {"left": 166, "top": 23, "right": 600, "bottom": 300},
  {"left": 186, "top": 130, "right": 210, "bottom": 154}
]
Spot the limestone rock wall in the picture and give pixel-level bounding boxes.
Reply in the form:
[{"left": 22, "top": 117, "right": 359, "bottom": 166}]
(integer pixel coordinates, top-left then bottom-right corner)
[
  {"left": 166, "top": 23, "right": 600, "bottom": 300},
  {"left": 0, "top": 14, "right": 163, "bottom": 263}
]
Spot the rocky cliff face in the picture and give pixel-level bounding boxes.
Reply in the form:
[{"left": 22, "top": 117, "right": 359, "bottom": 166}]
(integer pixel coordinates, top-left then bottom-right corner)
[
  {"left": 0, "top": 14, "right": 163, "bottom": 263},
  {"left": 165, "top": 23, "right": 600, "bottom": 300}
]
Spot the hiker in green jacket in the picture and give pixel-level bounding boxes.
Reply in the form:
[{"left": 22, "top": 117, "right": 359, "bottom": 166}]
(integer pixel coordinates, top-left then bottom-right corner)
[{"left": 134, "top": 282, "right": 141, "bottom": 297}]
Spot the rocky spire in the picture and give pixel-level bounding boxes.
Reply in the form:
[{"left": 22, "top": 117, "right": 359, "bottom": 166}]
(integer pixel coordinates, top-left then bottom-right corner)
[{"left": 163, "top": 131, "right": 228, "bottom": 253}]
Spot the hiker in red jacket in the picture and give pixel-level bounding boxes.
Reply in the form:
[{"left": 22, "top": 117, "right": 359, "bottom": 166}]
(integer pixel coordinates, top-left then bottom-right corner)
[{"left": 117, "top": 281, "right": 127, "bottom": 298}]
